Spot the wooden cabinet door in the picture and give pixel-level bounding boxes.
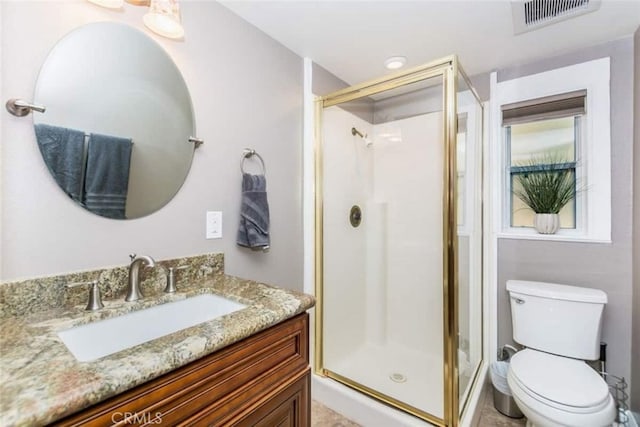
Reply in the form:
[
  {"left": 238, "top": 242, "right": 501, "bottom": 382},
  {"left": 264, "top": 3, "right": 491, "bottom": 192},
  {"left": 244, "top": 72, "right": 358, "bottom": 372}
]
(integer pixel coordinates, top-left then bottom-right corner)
[{"left": 234, "top": 370, "right": 310, "bottom": 427}]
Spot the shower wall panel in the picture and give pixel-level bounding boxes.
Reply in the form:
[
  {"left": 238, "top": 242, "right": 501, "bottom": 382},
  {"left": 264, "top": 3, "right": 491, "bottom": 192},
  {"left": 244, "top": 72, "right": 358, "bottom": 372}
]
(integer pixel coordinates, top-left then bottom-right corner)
[
  {"left": 371, "top": 112, "right": 444, "bottom": 356},
  {"left": 321, "top": 107, "right": 446, "bottom": 418},
  {"left": 322, "top": 106, "right": 372, "bottom": 367}
]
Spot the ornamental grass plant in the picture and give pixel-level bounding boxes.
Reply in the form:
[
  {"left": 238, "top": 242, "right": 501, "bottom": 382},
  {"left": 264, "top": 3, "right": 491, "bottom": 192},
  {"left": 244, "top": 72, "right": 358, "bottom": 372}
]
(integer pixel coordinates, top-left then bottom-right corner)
[{"left": 512, "top": 156, "right": 578, "bottom": 214}]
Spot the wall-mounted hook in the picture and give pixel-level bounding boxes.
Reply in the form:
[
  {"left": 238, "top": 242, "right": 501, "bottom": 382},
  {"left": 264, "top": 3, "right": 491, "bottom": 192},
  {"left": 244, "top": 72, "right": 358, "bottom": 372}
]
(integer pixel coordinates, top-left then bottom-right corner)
[{"left": 5, "top": 99, "right": 46, "bottom": 117}]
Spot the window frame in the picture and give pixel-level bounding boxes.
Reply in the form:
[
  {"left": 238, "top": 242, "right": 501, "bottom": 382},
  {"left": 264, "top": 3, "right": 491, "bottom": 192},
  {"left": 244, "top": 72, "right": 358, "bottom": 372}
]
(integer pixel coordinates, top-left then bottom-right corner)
[
  {"left": 504, "top": 115, "right": 583, "bottom": 232},
  {"left": 490, "top": 57, "right": 611, "bottom": 243}
]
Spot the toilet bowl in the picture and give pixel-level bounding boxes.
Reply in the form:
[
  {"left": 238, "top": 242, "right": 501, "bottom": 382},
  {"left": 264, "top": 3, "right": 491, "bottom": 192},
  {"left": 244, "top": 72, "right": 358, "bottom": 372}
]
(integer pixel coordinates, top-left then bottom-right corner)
[{"left": 507, "top": 349, "right": 616, "bottom": 427}]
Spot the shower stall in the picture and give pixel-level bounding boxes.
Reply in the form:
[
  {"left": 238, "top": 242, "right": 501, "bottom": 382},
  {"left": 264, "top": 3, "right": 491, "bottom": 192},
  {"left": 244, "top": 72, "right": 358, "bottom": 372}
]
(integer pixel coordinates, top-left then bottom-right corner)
[{"left": 313, "top": 56, "right": 484, "bottom": 426}]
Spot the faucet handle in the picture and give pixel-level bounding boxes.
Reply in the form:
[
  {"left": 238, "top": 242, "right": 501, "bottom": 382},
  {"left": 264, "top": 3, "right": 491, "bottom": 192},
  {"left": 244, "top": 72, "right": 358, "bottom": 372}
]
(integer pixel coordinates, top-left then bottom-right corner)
[
  {"left": 164, "top": 265, "right": 189, "bottom": 294},
  {"left": 66, "top": 280, "right": 104, "bottom": 311},
  {"left": 129, "top": 253, "right": 137, "bottom": 262}
]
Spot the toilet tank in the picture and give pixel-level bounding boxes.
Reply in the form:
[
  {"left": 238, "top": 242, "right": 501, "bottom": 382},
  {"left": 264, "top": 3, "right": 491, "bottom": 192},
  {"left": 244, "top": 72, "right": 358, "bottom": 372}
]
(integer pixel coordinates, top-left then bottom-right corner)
[{"left": 507, "top": 280, "right": 607, "bottom": 360}]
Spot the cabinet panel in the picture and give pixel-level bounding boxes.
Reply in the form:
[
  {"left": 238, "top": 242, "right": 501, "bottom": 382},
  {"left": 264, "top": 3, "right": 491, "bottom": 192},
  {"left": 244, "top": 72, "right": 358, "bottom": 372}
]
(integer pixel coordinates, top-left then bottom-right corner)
[
  {"left": 55, "top": 314, "right": 309, "bottom": 427},
  {"left": 185, "top": 369, "right": 310, "bottom": 427},
  {"left": 243, "top": 370, "right": 310, "bottom": 427}
]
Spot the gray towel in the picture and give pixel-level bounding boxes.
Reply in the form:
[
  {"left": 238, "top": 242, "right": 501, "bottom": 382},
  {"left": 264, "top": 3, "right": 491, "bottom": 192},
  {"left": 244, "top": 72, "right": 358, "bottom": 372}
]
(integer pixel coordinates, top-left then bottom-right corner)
[
  {"left": 237, "top": 173, "right": 270, "bottom": 250},
  {"left": 34, "top": 123, "right": 85, "bottom": 202},
  {"left": 84, "top": 133, "right": 133, "bottom": 220}
]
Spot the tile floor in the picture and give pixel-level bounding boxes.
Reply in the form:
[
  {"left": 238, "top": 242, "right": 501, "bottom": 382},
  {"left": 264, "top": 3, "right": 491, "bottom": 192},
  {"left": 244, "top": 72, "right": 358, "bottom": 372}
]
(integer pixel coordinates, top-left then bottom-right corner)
[
  {"left": 311, "top": 400, "right": 360, "bottom": 426},
  {"left": 476, "top": 391, "right": 526, "bottom": 427},
  {"left": 311, "top": 389, "right": 527, "bottom": 427}
]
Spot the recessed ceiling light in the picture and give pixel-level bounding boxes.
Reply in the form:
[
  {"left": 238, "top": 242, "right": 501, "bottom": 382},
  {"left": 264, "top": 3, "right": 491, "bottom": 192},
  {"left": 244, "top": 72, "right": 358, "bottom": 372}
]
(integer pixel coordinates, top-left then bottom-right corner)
[{"left": 384, "top": 56, "right": 407, "bottom": 70}]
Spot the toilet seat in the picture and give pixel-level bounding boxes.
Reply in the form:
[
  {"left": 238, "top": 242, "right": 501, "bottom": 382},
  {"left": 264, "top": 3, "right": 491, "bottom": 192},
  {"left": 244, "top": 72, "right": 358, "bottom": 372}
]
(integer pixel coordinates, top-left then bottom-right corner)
[
  {"left": 509, "top": 349, "right": 611, "bottom": 411},
  {"left": 507, "top": 349, "right": 616, "bottom": 427}
]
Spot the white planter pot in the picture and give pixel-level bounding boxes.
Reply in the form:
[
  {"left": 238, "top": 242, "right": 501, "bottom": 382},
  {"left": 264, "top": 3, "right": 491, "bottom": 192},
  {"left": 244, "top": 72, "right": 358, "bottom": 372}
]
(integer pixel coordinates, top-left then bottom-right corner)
[{"left": 534, "top": 213, "right": 560, "bottom": 234}]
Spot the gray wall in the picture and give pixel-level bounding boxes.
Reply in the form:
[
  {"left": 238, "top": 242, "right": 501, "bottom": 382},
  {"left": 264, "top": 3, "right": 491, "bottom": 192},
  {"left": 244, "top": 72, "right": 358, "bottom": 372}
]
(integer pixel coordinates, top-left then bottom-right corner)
[
  {"left": 312, "top": 62, "right": 349, "bottom": 96},
  {"left": 372, "top": 85, "right": 442, "bottom": 124},
  {"left": 1, "top": 2, "right": 304, "bottom": 291},
  {"left": 497, "top": 37, "right": 635, "bottom": 391},
  {"left": 469, "top": 72, "right": 490, "bottom": 103},
  {"left": 632, "top": 26, "right": 640, "bottom": 412},
  {"left": 312, "top": 62, "right": 375, "bottom": 124}
]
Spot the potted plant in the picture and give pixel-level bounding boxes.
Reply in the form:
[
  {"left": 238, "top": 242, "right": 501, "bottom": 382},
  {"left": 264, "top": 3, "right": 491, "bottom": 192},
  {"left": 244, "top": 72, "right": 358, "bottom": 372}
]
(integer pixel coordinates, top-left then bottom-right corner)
[{"left": 512, "top": 156, "right": 579, "bottom": 234}]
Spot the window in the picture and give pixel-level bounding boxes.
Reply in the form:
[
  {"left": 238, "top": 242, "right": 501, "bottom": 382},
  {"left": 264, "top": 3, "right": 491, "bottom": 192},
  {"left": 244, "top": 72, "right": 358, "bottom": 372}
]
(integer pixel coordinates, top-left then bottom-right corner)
[
  {"left": 490, "top": 57, "right": 611, "bottom": 242},
  {"left": 502, "top": 90, "right": 586, "bottom": 230}
]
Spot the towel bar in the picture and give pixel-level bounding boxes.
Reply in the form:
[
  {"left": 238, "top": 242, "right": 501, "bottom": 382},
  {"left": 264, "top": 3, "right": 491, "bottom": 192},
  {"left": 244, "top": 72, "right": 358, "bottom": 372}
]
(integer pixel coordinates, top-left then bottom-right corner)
[{"left": 81, "top": 133, "right": 134, "bottom": 145}]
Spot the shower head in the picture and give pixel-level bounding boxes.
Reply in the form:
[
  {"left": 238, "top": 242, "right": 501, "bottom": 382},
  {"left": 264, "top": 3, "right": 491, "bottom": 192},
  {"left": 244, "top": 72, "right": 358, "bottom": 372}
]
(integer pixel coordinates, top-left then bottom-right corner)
[{"left": 352, "top": 127, "right": 373, "bottom": 147}]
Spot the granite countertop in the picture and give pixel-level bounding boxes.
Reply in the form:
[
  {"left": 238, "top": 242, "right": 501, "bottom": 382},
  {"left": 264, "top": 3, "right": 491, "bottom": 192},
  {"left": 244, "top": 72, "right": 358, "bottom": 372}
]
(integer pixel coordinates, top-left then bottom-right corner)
[{"left": 0, "top": 275, "right": 315, "bottom": 426}]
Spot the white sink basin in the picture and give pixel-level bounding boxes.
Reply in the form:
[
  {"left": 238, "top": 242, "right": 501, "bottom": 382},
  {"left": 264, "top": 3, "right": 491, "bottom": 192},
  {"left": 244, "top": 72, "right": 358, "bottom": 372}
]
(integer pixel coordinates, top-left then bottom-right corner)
[{"left": 58, "top": 294, "right": 246, "bottom": 362}]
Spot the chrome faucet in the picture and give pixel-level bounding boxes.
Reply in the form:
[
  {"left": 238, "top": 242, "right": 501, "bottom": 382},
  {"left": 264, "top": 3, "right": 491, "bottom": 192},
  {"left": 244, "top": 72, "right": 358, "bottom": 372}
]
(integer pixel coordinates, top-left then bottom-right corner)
[{"left": 125, "top": 254, "right": 156, "bottom": 302}]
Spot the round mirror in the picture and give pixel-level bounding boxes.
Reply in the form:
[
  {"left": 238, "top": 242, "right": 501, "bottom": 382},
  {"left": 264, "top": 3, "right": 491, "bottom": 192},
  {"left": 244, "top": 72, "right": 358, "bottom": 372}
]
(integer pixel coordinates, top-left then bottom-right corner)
[{"left": 33, "top": 22, "right": 195, "bottom": 220}]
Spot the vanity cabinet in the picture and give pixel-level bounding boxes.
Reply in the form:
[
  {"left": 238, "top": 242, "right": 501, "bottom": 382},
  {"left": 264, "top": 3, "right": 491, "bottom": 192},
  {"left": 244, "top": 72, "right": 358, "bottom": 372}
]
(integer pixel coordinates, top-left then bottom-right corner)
[{"left": 55, "top": 313, "right": 310, "bottom": 427}]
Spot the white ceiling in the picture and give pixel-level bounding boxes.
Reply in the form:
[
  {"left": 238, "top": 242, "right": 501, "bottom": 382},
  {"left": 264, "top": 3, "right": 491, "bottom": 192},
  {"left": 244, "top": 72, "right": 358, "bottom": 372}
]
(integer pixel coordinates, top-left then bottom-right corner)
[{"left": 219, "top": 0, "right": 640, "bottom": 85}]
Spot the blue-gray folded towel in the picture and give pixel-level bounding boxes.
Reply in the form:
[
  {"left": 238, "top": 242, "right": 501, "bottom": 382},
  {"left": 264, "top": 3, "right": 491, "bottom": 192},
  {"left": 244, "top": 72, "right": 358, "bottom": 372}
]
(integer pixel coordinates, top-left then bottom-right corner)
[
  {"left": 84, "top": 133, "right": 133, "bottom": 220},
  {"left": 237, "top": 173, "right": 270, "bottom": 250},
  {"left": 34, "top": 123, "right": 85, "bottom": 202}
]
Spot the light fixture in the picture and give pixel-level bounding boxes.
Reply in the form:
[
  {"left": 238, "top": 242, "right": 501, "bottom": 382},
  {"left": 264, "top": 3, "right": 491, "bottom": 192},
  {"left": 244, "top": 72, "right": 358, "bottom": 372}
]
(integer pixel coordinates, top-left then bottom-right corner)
[
  {"left": 143, "top": 0, "right": 185, "bottom": 39},
  {"left": 86, "top": 0, "right": 185, "bottom": 40},
  {"left": 384, "top": 56, "right": 407, "bottom": 70},
  {"left": 87, "top": 0, "right": 124, "bottom": 8}
]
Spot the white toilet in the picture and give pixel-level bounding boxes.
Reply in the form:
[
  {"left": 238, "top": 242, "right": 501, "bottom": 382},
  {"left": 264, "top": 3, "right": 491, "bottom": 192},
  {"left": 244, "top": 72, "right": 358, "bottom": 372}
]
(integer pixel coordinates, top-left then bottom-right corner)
[{"left": 506, "top": 280, "right": 617, "bottom": 427}]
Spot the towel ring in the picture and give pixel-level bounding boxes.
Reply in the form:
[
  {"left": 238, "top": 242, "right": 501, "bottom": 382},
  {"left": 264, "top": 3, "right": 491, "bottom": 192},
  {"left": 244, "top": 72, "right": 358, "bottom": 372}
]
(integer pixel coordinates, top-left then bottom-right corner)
[{"left": 241, "top": 148, "right": 266, "bottom": 175}]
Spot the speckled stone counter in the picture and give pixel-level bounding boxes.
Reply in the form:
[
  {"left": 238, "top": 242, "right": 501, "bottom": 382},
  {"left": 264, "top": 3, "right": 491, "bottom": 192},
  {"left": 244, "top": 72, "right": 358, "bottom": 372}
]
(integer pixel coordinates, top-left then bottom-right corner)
[{"left": 0, "top": 258, "right": 314, "bottom": 426}]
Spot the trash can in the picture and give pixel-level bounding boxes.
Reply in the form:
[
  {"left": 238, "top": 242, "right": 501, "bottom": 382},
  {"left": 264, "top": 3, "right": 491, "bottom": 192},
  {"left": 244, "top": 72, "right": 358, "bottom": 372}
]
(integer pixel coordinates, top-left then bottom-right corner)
[{"left": 490, "top": 360, "right": 524, "bottom": 418}]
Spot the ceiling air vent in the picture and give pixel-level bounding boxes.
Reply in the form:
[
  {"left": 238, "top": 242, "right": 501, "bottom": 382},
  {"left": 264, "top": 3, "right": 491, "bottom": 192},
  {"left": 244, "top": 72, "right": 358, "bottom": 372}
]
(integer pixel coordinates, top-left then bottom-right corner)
[{"left": 511, "top": 0, "right": 601, "bottom": 34}]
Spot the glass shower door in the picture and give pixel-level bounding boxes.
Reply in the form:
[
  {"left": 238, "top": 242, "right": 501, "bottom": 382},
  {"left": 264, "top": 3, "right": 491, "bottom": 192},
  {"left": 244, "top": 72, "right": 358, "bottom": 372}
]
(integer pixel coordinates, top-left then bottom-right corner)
[
  {"left": 317, "top": 57, "right": 484, "bottom": 427},
  {"left": 456, "top": 70, "right": 484, "bottom": 412},
  {"left": 320, "top": 74, "right": 447, "bottom": 423}
]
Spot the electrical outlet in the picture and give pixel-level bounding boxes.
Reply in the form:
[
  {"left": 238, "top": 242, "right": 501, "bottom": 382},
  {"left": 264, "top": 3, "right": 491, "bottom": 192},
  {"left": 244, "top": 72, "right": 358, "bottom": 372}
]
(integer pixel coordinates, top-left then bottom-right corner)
[{"left": 206, "top": 211, "right": 222, "bottom": 239}]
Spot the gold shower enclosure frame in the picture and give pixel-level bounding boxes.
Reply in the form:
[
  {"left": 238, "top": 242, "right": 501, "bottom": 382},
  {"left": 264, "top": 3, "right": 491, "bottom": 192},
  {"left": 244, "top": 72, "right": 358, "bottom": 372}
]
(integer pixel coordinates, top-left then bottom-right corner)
[{"left": 313, "top": 55, "right": 483, "bottom": 427}]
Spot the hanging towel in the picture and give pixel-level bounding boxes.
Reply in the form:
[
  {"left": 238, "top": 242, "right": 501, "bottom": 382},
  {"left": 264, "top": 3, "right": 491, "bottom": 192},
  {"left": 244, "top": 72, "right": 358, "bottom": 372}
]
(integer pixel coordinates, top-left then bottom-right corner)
[
  {"left": 84, "top": 133, "right": 133, "bottom": 219},
  {"left": 237, "top": 173, "right": 270, "bottom": 250},
  {"left": 34, "top": 123, "right": 85, "bottom": 202}
]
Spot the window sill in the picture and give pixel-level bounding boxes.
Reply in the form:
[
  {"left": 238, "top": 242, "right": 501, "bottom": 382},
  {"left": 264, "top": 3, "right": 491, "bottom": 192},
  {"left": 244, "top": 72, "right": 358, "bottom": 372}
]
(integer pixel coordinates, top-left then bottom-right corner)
[{"left": 496, "top": 231, "right": 611, "bottom": 244}]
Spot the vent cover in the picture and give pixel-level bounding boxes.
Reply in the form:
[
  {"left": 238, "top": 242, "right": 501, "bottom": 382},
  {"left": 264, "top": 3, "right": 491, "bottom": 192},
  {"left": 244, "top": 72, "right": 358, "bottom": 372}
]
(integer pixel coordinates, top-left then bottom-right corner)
[{"left": 511, "top": 0, "right": 601, "bottom": 34}]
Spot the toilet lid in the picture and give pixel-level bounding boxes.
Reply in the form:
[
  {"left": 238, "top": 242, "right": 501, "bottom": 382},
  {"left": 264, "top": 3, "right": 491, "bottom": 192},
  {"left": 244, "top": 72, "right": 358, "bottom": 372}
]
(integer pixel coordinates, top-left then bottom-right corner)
[{"left": 510, "top": 349, "right": 610, "bottom": 408}]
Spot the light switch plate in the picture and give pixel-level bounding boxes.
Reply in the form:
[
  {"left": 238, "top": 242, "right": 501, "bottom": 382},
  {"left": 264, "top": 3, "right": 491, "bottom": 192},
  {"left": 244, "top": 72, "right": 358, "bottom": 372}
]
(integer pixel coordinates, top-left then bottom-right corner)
[{"left": 206, "top": 211, "right": 222, "bottom": 239}]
